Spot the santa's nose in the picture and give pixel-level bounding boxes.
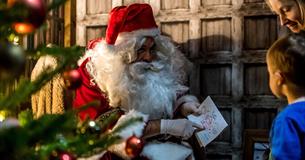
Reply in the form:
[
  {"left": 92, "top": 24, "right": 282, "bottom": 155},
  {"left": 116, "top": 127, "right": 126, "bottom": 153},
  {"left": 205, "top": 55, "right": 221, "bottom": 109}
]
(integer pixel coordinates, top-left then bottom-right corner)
[{"left": 138, "top": 51, "right": 155, "bottom": 62}]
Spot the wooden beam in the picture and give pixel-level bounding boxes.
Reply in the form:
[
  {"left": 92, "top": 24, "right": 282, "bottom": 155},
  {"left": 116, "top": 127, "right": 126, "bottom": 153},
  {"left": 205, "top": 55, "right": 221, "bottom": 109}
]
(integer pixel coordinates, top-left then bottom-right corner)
[
  {"left": 77, "top": 14, "right": 109, "bottom": 26},
  {"left": 76, "top": 0, "right": 86, "bottom": 45},
  {"left": 64, "top": 0, "right": 71, "bottom": 47}
]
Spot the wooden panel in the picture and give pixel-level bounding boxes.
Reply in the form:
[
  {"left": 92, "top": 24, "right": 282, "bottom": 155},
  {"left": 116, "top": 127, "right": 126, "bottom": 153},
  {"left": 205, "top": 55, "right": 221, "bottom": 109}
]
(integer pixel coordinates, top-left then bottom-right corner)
[
  {"left": 201, "top": 0, "right": 231, "bottom": 6},
  {"left": 241, "top": 50, "right": 266, "bottom": 63},
  {"left": 47, "top": 3, "right": 65, "bottom": 46},
  {"left": 0, "top": 78, "right": 18, "bottom": 97},
  {"left": 86, "top": 26, "right": 107, "bottom": 44},
  {"left": 244, "top": 109, "right": 277, "bottom": 129},
  {"left": 189, "top": 19, "right": 200, "bottom": 58},
  {"left": 54, "top": 19, "right": 65, "bottom": 45},
  {"left": 161, "top": 0, "right": 189, "bottom": 10},
  {"left": 232, "top": 107, "right": 243, "bottom": 148},
  {"left": 87, "top": 0, "right": 112, "bottom": 14},
  {"left": 123, "top": 0, "right": 150, "bottom": 5},
  {"left": 244, "top": 64, "right": 272, "bottom": 95},
  {"left": 200, "top": 64, "right": 231, "bottom": 96},
  {"left": 244, "top": 129, "right": 269, "bottom": 160},
  {"left": 215, "top": 108, "right": 231, "bottom": 142},
  {"left": 160, "top": 22, "right": 190, "bottom": 56},
  {"left": 244, "top": 0, "right": 264, "bottom": 3},
  {"left": 206, "top": 154, "right": 232, "bottom": 160},
  {"left": 244, "top": 16, "right": 277, "bottom": 50},
  {"left": 201, "top": 18, "right": 232, "bottom": 53},
  {"left": 64, "top": 0, "right": 71, "bottom": 47}
]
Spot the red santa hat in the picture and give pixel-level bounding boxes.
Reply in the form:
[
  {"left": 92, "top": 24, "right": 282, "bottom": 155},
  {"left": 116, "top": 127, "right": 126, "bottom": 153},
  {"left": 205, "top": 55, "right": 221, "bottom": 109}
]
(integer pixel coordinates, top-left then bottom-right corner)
[{"left": 105, "top": 3, "right": 158, "bottom": 45}]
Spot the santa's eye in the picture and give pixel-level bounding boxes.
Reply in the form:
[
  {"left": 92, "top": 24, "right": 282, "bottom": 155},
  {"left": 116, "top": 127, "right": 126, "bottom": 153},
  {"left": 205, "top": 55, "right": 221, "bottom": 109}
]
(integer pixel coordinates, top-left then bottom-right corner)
[
  {"left": 151, "top": 43, "right": 156, "bottom": 49},
  {"left": 137, "top": 48, "right": 145, "bottom": 54}
]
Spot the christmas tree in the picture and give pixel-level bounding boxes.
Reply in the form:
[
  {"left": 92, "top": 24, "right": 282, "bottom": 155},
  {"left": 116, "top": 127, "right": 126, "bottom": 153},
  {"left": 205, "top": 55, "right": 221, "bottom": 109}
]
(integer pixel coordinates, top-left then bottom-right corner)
[{"left": 0, "top": 0, "right": 142, "bottom": 159}]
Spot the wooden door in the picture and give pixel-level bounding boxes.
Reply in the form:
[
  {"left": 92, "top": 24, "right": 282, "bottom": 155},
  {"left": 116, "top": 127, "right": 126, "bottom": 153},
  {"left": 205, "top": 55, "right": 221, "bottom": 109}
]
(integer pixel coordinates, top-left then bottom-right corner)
[{"left": 76, "top": 0, "right": 286, "bottom": 159}]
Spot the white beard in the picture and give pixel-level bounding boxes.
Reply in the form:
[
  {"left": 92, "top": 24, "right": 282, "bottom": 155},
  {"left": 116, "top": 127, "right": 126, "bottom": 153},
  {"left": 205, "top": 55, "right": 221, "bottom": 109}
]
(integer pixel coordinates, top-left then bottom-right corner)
[
  {"left": 114, "top": 59, "right": 180, "bottom": 119},
  {"left": 87, "top": 33, "right": 191, "bottom": 120}
]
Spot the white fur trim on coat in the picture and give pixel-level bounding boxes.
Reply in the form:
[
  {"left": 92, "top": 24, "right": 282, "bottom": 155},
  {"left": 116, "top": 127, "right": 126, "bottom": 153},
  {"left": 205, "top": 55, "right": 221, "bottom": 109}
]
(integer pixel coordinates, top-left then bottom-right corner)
[
  {"left": 77, "top": 151, "right": 106, "bottom": 160},
  {"left": 141, "top": 141, "right": 192, "bottom": 160},
  {"left": 175, "top": 95, "right": 199, "bottom": 111},
  {"left": 112, "top": 110, "right": 148, "bottom": 139},
  {"left": 108, "top": 110, "right": 148, "bottom": 159}
]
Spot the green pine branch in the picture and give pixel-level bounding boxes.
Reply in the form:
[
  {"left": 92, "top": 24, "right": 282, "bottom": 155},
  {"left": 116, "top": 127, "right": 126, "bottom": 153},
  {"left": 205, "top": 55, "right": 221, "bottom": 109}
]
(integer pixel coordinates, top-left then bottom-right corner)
[
  {"left": 0, "top": 111, "right": 142, "bottom": 159},
  {"left": 0, "top": 1, "right": 144, "bottom": 159},
  {"left": 0, "top": 45, "right": 84, "bottom": 111}
]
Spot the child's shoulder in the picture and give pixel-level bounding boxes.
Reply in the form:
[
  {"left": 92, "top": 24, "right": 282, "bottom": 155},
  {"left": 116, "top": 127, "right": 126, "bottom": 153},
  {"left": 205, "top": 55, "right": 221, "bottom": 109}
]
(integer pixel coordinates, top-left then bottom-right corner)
[
  {"left": 287, "top": 101, "right": 305, "bottom": 111},
  {"left": 280, "top": 101, "right": 305, "bottom": 120}
]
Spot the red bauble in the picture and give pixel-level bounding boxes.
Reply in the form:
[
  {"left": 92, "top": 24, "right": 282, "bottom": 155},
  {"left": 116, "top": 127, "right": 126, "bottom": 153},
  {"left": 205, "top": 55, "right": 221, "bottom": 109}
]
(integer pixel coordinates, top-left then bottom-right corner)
[
  {"left": 59, "top": 151, "right": 76, "bottom": 160},
  {"left": 125, "top": 135, "right": 144, "bottom": 158},
  {"left": 10, "top": 0, "right": 46, "bottom": 34},
  {"left": 63, "top": 69, "right": 82, "bottom": 90},
  {"left": 49, "top": 150, "right": 76, "bottom": 160}
]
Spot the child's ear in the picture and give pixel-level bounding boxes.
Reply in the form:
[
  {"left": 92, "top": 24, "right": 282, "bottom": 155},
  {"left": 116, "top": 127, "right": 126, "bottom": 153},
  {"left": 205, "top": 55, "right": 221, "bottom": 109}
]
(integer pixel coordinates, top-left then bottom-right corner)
[{"left": 274, "top": 71, "right": 285, "bottom": 86}]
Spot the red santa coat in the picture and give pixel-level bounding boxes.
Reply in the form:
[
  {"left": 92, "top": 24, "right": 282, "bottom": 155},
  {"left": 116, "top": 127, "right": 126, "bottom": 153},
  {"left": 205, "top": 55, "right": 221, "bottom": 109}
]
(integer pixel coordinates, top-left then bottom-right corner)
[
  {"left": 73, "top": 37, "right": 195, "bottom": 160},
  {"left": 73, "top": 38, "right": 111, "bottom": 121},
  {"left": 73, "top": 58, "right": 110, "bottom": 120}
]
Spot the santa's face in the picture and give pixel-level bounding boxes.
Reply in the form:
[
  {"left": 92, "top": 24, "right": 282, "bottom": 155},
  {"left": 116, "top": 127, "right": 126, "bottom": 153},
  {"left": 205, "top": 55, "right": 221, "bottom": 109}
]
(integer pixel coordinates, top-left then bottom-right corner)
[
  {"left": 117, "top": 36, "right": 177, "bottom": 119},
  {"left": 134, "top": 36, "right": 156, "bottom": 63},
  {"left": 90, "top": 33, "right": 190, "bottom": 120}
]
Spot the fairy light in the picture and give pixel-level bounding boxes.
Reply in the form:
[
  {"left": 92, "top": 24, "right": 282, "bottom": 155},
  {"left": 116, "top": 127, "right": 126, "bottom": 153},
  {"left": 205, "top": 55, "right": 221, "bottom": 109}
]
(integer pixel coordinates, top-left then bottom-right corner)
[
  {"left": 12, "top": 23, "right": 35, "bottom": 34},
  {"left": 0, "top": 114, "right": 5, "bottom": 122},
  {"left": 60, "top": 153, "right": 72, "bottom": 160},
  {"left": 13, "top": 36, "right": 19, "bottom": 44},
  {"left": 88, "top": 120, "right": 96, "bottom": 127},
  {"left": 0, "top": 111, "right": 7, "bottom": 122},
  {"left": 88, "top": 139, "right": 94, "bottom": 145}
]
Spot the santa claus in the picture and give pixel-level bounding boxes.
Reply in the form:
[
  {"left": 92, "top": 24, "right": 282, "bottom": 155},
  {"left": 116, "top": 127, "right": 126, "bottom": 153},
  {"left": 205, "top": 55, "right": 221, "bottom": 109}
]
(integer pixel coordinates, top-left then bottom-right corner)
[{"left": 73, "top": 3, "right": 203, "bottom": 160}]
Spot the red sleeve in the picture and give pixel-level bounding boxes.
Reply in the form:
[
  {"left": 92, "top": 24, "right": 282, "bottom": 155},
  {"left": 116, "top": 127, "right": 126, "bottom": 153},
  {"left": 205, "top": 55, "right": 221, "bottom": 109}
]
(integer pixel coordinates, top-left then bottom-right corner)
[{"left": 73, "top": 58, "right": 110, "bottom": 120}]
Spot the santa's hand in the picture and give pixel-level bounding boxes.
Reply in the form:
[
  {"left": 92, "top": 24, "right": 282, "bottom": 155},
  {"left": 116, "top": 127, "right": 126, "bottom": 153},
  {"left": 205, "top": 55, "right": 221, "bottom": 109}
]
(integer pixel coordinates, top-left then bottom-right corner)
[
  {"left": 160, "top": 119, "right": 203, "bottom": 139},
  {"left": 180, "top": 101, "right": 201, "bottom": 116}
]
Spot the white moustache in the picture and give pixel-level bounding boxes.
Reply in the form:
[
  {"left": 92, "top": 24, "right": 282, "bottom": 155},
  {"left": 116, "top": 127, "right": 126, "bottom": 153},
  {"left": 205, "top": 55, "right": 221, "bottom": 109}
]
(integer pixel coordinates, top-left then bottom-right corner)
[
  {"left": 133, "top": 60, "right": 164, "bottom": 71},
  {"left": 128, "top": 60, "right": 166, "bottom": 81}
]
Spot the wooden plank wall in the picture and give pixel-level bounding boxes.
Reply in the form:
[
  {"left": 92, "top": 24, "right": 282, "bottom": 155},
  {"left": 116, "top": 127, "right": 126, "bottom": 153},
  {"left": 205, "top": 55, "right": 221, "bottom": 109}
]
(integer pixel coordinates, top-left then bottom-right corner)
[{"left": 76, "top": 0, "right": 288, "bottom": 159}]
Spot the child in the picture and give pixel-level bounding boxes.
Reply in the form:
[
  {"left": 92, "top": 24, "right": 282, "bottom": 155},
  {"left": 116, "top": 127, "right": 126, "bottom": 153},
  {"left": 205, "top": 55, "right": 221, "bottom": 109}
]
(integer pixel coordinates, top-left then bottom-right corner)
[{"left": 267, "top": 33, "right": 305, "bottom": 159}]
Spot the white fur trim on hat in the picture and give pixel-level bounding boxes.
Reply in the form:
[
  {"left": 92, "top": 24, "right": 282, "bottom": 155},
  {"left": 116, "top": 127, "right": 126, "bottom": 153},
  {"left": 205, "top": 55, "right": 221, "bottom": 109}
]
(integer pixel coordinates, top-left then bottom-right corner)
[
  {"left": 115, "top": 28, "right": 160, "bottom": 45},
  {"left": 111, "top": 28, "right": 161, "bottom": 63}
]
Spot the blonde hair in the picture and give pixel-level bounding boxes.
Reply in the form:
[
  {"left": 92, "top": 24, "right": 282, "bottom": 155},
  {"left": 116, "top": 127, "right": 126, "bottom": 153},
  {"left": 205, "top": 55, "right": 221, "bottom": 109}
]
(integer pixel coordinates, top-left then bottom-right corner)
[
  {"left": 267, "top": 32, "right": 305, "bottom": 87},
  {"left": 265, "top": 0, "right": 305, "bottom": 30},
  {"left": 296, "top": 0, "right": 305, "bottom": 27}
]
